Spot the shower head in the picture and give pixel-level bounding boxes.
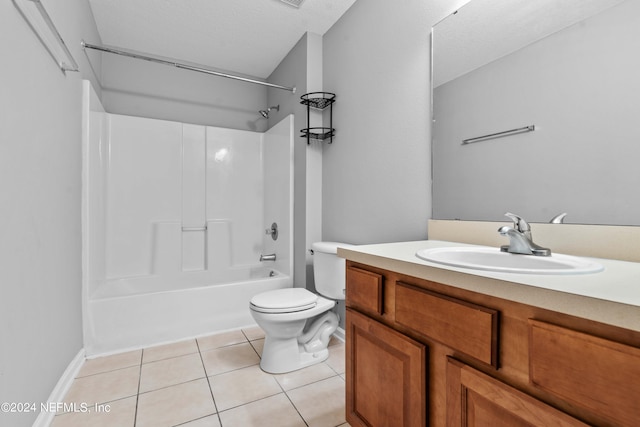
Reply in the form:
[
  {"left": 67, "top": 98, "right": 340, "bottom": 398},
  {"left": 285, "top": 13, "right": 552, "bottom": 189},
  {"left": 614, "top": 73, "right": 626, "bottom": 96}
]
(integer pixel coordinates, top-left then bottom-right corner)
[{"left": 259, "top": 105, "right": 279, "bottom": 119}]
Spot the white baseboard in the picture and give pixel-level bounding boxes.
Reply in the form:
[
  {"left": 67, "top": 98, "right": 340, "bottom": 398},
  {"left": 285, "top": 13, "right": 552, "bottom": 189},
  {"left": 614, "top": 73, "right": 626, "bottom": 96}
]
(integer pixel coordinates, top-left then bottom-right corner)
[
  {"left": 333, "top": 326, "right": 345, "bottom": 343},
  {"left": 32, "top": 348, "right": 86, "bottom": 427}
]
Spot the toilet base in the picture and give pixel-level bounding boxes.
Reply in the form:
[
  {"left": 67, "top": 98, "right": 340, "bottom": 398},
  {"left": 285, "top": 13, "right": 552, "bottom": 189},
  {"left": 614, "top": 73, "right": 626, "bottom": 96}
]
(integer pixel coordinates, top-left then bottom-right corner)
[
  {"left": 259, "top": 311, "right": 338, "bottom": 374},
  {"left": 260, "top": 339, "right": 330, "bottom": 374}
]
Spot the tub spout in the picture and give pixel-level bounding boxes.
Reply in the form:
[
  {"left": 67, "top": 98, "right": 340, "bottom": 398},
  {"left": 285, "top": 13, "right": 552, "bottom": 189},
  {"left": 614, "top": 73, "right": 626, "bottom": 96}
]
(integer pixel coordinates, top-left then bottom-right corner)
[{"left": 260, "top": 253, "right": 276, "bottom": 262}]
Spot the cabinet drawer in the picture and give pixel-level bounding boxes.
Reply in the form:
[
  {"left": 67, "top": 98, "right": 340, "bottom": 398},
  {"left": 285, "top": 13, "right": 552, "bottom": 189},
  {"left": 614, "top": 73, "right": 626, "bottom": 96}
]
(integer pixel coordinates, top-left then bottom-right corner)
[
  {"left": 529, "top": 320, "right": 640, "bottom": 427},
  {"left": 346, "top": 266, "right": 384, "bottom": 315},
  {"left": 395, "top": 282, "right": 499, "bottom": 367}
]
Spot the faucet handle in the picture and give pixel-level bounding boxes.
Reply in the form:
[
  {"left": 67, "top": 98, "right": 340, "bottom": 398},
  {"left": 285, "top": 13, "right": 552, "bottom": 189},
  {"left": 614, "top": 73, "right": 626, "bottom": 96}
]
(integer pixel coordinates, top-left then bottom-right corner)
[
  {"left": 549, "top": 213, "right": 567, "bottom": 224},
  {"left": 504, "top": 212, "right": 530, "bottom": 233}
]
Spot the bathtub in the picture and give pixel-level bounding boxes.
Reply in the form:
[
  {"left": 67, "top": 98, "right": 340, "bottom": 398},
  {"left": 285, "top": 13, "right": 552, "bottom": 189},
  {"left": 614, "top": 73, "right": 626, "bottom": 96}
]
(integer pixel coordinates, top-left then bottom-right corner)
[{"left": 84, "top": 268, "right": 291, "bottom": 356}]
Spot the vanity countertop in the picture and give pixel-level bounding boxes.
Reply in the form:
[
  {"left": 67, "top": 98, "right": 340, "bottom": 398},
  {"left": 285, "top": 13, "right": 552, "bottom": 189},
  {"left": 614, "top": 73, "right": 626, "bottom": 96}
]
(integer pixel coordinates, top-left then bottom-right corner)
[{"left": 338, "top": 240, "right": 640, "bottom": 332}]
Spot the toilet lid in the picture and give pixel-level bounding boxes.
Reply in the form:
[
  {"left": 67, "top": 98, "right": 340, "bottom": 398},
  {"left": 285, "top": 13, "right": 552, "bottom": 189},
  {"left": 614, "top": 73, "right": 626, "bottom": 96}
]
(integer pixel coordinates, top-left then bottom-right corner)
[{"left": 250, "top": 288, "right": 318, "bottom": 313}]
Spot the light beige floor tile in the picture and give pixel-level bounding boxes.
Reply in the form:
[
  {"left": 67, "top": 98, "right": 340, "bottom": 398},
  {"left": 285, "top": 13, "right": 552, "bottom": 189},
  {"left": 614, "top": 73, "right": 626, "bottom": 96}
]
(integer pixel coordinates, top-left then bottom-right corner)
[
  {"left": 139, "top": 352, "right": 205, "bottom": 393},
  {"left": 142, "top": 339, "right": 198, "bottom": 363},
  {"left": 328, "top": 335, "right": 343, "bottom": 347},
  {"left": 77, "top": 350, "right": 141, "bottom": 377},
  {"left": 219, "top": 393, "right": 306, "bottom": 427},
  {"left": 50, "top": 396, "right": 136, "bottom": 427},
  {"left": 197, "top": 330, "right": 247, "bottom": 352},
  {"left": 63, "top": 366, "right": 139, "bottom": 407},
  {"left": 209, "top": 364, "right": 281, "bottom": 411},
  {"left": 179, "top": 414, "right": 222, "bottom": 426},
  {"left": 249, "top": 338, "right": 264, "bottom": 357},
  {"left": 242, "top": 325, "right": 265, "bottom": 341},
  {"left": 287, "top": 376, "right": 346, "bottom": 427},
  {"left": 57, "top": 328, "right": 346, "bottom": 426},
  {"left": 201, "top": 342, "right": 260, "bottom": 376},
  {"left": 274, "top": 362, "right": 337, "bottom": 391},
  {"left": 325, "top": 343, "right": 345, "bottom": 374},
  {"left": 136, "top": 379, "right": 216, "bottom": 427}
]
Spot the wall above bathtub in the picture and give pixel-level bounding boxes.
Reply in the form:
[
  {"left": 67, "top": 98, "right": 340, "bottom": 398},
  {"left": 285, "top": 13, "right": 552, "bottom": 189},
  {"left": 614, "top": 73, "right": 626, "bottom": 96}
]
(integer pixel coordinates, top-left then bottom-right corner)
[{"left": 101, "top": 53, "right": 269, "bottom": 132}]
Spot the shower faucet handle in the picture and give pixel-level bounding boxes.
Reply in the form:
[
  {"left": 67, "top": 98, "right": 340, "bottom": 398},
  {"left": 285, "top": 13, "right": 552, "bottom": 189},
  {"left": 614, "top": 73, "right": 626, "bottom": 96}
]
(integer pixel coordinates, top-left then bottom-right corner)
[{"left": 265, "top": 222, "right": 278, "bottom": 240}]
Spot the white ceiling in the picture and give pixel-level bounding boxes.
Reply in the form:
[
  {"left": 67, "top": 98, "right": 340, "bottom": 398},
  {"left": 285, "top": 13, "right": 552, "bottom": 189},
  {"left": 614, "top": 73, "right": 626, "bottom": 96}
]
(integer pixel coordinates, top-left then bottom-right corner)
[
  {"left": 88, "top": 0, "right": 357, "bottom": 79},
  {"left": 433, "top": 0, "right": 626, "bottom": 87}
]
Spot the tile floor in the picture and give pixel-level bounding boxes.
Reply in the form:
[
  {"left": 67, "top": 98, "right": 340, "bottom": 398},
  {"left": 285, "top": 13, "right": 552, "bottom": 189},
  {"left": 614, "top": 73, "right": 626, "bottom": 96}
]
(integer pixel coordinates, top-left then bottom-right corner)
[{"left": 51, "top": 327, "right": 349, "bottom": 427}]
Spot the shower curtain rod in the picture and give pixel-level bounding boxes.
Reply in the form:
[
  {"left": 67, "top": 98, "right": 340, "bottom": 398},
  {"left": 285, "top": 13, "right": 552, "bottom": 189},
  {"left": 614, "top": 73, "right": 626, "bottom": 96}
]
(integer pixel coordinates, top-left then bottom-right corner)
[{"left": 81, "top": 41, "right": 296, "bottom": 93}]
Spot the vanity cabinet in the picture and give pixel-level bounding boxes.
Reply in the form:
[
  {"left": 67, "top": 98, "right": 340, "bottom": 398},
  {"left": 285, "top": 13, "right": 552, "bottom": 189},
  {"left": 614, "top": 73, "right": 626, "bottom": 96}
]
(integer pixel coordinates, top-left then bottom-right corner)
[
  {"left": 445, "top": 358, "right": 587, "bottom": 427},
  {"left": 344, "top": 260, "right": 640, "bottom": 427}
]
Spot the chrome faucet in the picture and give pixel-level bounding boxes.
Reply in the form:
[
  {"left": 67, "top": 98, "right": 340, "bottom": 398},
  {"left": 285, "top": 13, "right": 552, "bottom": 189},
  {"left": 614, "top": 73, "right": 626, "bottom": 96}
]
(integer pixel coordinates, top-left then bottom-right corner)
[
  {"left": 259, "top": 253, "right": 276, "bottom": 262},
  {"left": 498, "top": 212, "right": 551, "bottom": 256}
]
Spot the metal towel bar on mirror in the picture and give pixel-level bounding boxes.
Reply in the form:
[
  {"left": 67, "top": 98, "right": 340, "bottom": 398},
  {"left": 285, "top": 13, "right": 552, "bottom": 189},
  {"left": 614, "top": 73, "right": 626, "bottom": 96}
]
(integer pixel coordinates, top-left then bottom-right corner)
[{"left": 462, "top": 125, "right": 535, "bottom": 145}]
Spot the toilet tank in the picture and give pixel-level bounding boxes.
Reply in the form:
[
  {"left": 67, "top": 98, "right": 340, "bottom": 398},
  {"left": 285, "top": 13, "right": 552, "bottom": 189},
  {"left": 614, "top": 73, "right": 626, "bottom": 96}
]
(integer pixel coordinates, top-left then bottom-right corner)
[{"left": 312, "top": 242, "right": 354, "bottom": 300}]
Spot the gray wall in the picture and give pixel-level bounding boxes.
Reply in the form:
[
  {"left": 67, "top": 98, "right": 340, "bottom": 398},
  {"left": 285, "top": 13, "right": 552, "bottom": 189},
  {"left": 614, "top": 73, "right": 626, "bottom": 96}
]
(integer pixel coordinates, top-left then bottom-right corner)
[
  {"left": 321, "top": 0, "right": 470, "bottom": 327},
  {"left": 266, "top": 35, "right": 309, "bottom": 290},
  {"left": 321, "top": 0, "right": 469, "bottom": 245},
  {"left": 101, "top": 54, "right": 268, "bottom": 131},
  {"left": 433, "top": 1, "right": 640, "bottom": 225},
  {"left": 0, "top": 1, "right": 102, "bottom": 426},
  {"left": 266, "top": 33, "right": 321, "bottom": 292}
]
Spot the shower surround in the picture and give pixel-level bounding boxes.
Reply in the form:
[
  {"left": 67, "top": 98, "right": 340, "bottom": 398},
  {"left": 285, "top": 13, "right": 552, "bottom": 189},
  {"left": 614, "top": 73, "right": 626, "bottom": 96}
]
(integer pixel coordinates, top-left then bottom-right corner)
[{"left": 82, "top": 81, "right": 293, "bottom": 355}]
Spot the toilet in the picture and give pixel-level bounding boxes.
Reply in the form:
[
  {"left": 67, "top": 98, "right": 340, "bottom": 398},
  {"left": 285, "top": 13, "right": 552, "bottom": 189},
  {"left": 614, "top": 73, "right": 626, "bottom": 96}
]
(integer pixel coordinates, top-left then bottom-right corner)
[{"left": 250, "top": 241, "right": 352, "bottom": 374}]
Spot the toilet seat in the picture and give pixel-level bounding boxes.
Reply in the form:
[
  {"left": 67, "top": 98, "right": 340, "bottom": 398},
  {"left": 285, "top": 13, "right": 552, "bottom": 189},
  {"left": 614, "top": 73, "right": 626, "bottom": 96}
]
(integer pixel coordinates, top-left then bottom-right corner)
[{"left": 250, "top": 288, "right": 318, "bottom": 314}]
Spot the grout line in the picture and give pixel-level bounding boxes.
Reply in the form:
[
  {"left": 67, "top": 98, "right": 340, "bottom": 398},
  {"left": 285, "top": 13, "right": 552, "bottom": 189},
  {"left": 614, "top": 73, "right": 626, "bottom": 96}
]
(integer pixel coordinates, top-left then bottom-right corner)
[
  {"left": 199, "top": 340, "right": 254, "bottom": 355},
  {"left": 240, "top": 327, "right": 265, "bottom": 343},
  {"left": 282, "top": 389, "right": 309, "bottom": 427},
  {"left": 215, "top": 391, "right": 287, "bottom": 415},
  {"left": 280, "top": 370, "right": 341, "bottom": 392},
  {"left": 270, "top": 369, "right": 309, "bottom": 425},
  {"left": 172, "top": 414, "right": 217, "bottom": 426},
  {"left": 240, "top": 328, "right": 250, "bottom": 341},
  {"left": 196, "top": 338, "right": 224, "bottom": 427},
  {"left": 141, "top": 350, "right": 200, "bottom": 365},
  {"left": 132, "top": 349, "right": 143, "bottom": 427},
  {"left": 248, "top": 340, "right": 262, "bottom": 358},
  {"left": 141, "top": 350, "right": 201, "bottom": 367},
  {"left": 206, "top": 362, "right": 261, "bottom": 379},
  {"left": 137, "top": 377, "right": 208, "bottom": 396},
  {"left": 76, "top": 363, "right": 141, "bottom": 379}
]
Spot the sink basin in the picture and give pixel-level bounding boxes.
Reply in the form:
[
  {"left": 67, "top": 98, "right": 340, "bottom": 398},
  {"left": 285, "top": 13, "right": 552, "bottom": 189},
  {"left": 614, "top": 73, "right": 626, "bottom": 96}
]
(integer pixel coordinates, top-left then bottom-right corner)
[{"left": 416, "top": 246, "right": 604, "bottom": 275}]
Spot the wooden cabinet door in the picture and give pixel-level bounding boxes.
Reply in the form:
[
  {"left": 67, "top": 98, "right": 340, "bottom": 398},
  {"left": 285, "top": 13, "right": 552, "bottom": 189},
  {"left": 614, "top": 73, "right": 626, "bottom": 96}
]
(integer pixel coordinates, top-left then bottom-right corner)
[
  {"left": 446, "top": 358, "right": 588, "bottom": 427},
  {"left": 346, "top": 308, "right": 427, "bottom": 427}
]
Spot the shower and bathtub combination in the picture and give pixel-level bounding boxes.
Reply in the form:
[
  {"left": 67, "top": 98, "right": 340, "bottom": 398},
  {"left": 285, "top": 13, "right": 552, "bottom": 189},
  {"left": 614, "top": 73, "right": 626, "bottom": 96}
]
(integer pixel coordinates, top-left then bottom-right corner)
[{"left": 81, "top": 81, "right": 294, "bottom": 355}]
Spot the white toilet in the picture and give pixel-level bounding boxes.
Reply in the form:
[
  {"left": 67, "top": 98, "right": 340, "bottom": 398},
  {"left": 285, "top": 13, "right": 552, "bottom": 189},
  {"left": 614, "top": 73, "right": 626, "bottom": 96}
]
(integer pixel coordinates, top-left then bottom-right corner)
[{"left": 250, "top": 241, "right": 352, "bottom": 374}]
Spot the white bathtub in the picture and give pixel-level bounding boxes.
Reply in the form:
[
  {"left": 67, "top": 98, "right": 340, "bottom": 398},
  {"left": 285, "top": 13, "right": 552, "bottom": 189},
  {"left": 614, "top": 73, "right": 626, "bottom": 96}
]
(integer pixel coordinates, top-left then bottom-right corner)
[{"left": 85, "top": 268, "right": 291, "bottom": 356}]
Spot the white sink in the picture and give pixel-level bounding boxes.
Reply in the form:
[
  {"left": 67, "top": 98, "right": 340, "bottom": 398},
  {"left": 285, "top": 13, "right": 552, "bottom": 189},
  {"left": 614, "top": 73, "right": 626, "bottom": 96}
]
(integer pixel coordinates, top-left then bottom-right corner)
[{"left": 416, "top": 246, "right": 604, "bottom": 275}]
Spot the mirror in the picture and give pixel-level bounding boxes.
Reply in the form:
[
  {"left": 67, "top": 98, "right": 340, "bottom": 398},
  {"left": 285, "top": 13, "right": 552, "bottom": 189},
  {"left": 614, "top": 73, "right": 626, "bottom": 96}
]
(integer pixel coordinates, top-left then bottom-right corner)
[{"left": 432, "top": 0, "right": 640, "bottom": 225}]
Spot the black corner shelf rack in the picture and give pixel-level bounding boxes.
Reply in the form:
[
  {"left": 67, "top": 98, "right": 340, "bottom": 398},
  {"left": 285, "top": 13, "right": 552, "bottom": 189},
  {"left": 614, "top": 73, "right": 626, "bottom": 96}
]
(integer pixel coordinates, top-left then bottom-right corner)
[{"left": 300, "top": 92, "right": 335, "bottom": 144}]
